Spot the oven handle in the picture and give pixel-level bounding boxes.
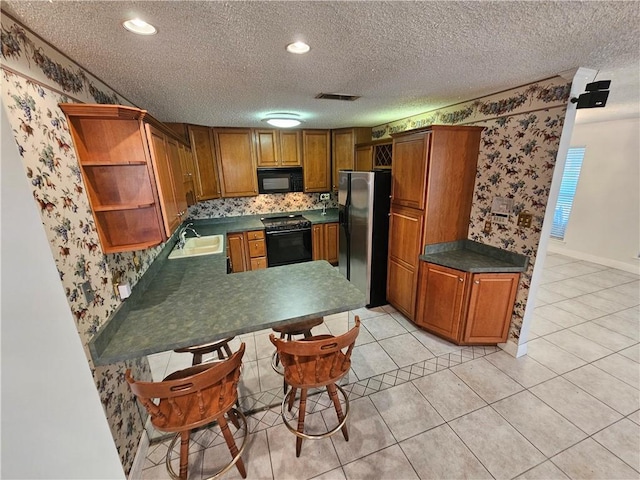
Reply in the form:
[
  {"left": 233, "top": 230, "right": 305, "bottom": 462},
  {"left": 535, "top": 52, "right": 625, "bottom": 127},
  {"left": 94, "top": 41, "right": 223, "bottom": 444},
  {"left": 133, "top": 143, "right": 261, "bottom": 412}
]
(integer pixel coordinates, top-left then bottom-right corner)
[{"left": 265, "top": 228, "right": 311, "bottom": 235}]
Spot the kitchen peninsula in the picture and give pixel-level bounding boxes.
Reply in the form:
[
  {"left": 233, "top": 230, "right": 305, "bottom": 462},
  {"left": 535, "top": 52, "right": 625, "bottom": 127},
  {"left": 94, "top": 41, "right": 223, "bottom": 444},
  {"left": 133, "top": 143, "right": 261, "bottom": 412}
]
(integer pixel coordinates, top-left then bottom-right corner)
[{"left": 89, "top": 212, "right": 362, "bottom": 366}]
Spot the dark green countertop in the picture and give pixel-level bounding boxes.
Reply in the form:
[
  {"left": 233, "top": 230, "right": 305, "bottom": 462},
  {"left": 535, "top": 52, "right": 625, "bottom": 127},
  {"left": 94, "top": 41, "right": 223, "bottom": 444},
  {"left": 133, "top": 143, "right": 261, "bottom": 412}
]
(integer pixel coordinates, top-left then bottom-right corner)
[
  {"left": 419, "top": 240, "right": 529, "bottom": 273},
  {"left": 89, "top": 208, "right": 356, "bottom": 366}
]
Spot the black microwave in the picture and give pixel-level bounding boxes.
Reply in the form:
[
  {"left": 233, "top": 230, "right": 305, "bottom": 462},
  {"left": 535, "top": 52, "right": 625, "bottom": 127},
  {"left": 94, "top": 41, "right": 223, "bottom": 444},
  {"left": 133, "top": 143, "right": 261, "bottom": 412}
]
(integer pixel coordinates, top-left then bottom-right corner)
[{"left": 257, "top": 167, "right": 304, "bottom": 194}]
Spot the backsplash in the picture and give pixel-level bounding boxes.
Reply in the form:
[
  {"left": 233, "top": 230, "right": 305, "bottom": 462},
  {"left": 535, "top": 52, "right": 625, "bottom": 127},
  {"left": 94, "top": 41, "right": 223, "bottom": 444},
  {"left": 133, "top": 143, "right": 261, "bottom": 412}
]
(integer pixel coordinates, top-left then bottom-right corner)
[{"left": 189, "top": 192, "right": 338, "bottom": 218}]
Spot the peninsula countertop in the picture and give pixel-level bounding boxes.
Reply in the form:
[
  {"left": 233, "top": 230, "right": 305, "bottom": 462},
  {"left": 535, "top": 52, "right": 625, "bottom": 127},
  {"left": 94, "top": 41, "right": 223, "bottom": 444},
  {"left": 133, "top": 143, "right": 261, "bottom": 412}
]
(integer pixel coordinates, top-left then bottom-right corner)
[{"left": 89, "top": 209, "right": 360, "bottom": 366}]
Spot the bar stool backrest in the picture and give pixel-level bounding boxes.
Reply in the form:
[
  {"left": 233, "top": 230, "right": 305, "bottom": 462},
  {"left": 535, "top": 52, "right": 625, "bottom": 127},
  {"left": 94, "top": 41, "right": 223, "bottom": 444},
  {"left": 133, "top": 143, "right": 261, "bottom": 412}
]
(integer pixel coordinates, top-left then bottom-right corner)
[
  {"left": 126, "top": 343, "right": 245, "bottom": 433},
  {"left": 270, "top": 318, "right": 360, "bottom": 388}
]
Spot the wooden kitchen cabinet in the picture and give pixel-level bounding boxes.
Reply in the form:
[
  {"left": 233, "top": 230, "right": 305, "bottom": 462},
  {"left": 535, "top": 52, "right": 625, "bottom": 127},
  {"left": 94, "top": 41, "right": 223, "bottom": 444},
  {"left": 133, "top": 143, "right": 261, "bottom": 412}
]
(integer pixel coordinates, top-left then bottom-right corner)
[
  {"left": 354, "top": 140, "right": 393, "bottom": 171},
  {"left": 255, "top": 129, "right": 302, "bottom": 167},
  {"left": 312, "top": 222, "right": 339, "bottom": 265},
  {"left": 213, "top": 128, "right": 259, "bottom": 197},
  {"left": 177, "top": 143, "right": 197, "bottom": 206},
  {"left": 416, "top": 262, "right": 520, "bottom": 344},
  {"left": 386, "top": 126, "right": 483, "bottom": 320},
  {"left": 227, "top": 232, "right": 248, "bottom": 273},
  {"left": 331, "top": 127, "right": 371, "bottom": 190},
  {"left": 302, "top": 130, "right": 331, "bottom": 192},
  {"left": 146, "top": 126, "right": 188, "bottom": 236},
  {"left": 245, "top": 229, "right": 267, "bottom": 270},
  {"left": 386, "top": 206, "right": 424, "bottom": 318},
  {"left": 60, "top": 104, "right": 189, "bottom": 253},
  {"left": 188, "top": 125, "right": 221, "bottom": 201}
]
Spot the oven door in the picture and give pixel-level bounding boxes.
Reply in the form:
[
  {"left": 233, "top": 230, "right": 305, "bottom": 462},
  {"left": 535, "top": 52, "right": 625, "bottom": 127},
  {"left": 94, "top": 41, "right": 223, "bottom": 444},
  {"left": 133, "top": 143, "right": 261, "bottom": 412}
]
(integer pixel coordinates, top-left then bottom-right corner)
[{"left": 265, "top": 229, "right": 312, "bottom": 267}]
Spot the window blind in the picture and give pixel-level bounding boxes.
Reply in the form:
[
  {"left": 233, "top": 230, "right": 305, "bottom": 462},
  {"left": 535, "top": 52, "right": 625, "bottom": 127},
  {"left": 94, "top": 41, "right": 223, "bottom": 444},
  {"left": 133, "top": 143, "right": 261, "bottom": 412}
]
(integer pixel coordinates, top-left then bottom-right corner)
[{"left": 551, "top": 147, "right": 586, "bottom": 239}]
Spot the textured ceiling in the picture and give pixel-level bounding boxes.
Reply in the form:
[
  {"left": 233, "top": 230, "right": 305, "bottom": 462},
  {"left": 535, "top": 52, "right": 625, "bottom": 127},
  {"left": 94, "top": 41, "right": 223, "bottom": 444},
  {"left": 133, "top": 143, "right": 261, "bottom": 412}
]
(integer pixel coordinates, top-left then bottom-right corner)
[{"left": 2, "top": 1, "right": 638, "bottom": 128}]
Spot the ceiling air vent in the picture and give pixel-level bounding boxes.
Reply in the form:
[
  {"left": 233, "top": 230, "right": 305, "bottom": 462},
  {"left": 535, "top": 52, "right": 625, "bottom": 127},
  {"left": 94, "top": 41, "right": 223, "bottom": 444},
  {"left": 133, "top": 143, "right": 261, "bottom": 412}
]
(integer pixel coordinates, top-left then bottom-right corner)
[{"left": 315, "top": 93, "right": 360, "bottom": 101}]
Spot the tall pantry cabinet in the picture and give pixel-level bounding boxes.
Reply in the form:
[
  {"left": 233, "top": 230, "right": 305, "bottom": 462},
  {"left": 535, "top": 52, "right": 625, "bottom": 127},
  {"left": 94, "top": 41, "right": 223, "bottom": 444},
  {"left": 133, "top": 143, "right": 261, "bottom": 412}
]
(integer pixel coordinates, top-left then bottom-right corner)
[{"left": 387, "top": 126, "right": 484, "bottom": 319}]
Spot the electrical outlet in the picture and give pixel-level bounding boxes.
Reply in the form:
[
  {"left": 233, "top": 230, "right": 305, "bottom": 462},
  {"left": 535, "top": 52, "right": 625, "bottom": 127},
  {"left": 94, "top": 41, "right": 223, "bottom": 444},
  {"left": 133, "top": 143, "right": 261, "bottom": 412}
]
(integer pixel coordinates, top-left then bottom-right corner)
[
  {"left": 483, "top": 221, "right": 492, "bottom": 233},
  {"left": 320, "top": 193, "right": 330, "bottom": 201},
  {"left": 81, "top": 281, "right": 95, "bottom": 304},
  {"left": 517, "top": 211, "right": 533, "bottom": 228}
]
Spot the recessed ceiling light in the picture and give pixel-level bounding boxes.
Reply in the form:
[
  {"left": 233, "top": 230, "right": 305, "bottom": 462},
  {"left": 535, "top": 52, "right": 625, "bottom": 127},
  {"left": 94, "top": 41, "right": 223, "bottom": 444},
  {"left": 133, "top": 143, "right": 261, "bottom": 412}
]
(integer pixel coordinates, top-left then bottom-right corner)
[
  {"left": 286, "top": 41, "right": 310, "bottom": 54},
  {"left": 122, "top": 18, "right": 157, "bottom": 35},
  {"left": 262, "top": 113, "right": 302, "bottom": 128}
]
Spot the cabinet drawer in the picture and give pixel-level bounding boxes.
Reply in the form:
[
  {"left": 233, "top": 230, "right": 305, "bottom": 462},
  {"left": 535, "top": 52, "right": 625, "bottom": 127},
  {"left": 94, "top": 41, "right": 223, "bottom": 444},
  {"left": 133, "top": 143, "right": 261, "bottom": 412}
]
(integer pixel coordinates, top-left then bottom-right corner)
[
  {"left": 250, "top": 257, "right": 268, "bottom": 270},
  {"left": 246, "top": 230, "right": 265, "bottom": 240},
  {"left": 247, "top": 239, "right": 266, "bottom": 257}
]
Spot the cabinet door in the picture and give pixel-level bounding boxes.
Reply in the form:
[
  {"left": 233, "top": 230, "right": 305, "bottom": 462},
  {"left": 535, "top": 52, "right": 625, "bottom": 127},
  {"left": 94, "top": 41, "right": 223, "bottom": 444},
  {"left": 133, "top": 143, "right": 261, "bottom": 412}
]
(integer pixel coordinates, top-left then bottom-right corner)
[
  {"left": 332, "top": 129, "right": 355, "bottom": 191},
  {"left": 415, "top": 263, "right": 467, "bottom": 342},
  {"left": 214, "top": 128, "right": 258, "bottom": 197},
  {"left": 255, "top": 129, "right": 279, "bottom": 167},
  {"left": 387, "top": 259, "right": 416, "bottom": 319},
  {"left": 227, "top": 233, "right": 247, "bottom": 273},
  {"left": 178, "top": 144, "right": 196, "bottom": 206},
  {"left": 462, "top": 273, "right": 519, "bottom": 344},
  {"left": 166, "top": 136, "right": 188, "bottom": 218},
  {"left": 312, "top": 224, "right": 324, "bottom": 260},
  {"left": 147, "top": 126, "right": 182, "bottom": 236},
  {"left": 391, "top": 130, "right": 430, "bottom": 209},
  {"left": 324, "top": 223, "right": 339, "bottom": 265},
  {"left": 355, "top": 145, "right": 374, "bottom": 171},
  {"left": 279, "top": 130, "right": 302, "bottom": 166},
  {"left": 386, "top": 206, "right": 424, "bottom": 319},
  {"left": 302, "top": 130, "right": 331, "bottom": 192},
  {"left": 188, "top": 125, "right": 220, "bottom": 201}
]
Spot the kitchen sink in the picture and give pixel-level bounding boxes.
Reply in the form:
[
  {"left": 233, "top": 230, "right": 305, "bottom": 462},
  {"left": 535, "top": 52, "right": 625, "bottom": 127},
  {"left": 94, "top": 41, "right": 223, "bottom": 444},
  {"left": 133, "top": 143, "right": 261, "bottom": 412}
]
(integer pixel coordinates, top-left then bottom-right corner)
[{"left": 168, "top": 234, "right": 224, "bottom": 259}]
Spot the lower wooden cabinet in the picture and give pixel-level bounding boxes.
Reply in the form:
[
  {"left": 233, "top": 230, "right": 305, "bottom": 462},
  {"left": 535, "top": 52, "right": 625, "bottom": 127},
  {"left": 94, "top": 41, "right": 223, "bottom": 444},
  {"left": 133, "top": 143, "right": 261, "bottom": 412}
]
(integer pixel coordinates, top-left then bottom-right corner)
[
  {"left": 227, "top": 232, "right": 248, "bottom": 273},
  {"left": 245, "top": 230, "right": 267, "bottom": 270},
  {"left": 312, "top": 222, "right": 338, "bottom": 265},
  {"left": 227, "top": 230, "right": 268, "bottom": 273},
  {"left": 415, "top": 262, "right": 520, "bottom": 345}
]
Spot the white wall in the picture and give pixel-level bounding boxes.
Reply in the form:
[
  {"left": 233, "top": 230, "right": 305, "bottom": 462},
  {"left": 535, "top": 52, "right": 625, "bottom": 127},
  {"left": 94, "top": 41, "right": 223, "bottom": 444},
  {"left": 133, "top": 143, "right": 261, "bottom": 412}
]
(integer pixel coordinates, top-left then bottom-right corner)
[
  {"left": 0, "top": 104, "right": 125, "bottom": 479},
  {"left": 549, "top": 117, "right": 640, "bottom": 273}
]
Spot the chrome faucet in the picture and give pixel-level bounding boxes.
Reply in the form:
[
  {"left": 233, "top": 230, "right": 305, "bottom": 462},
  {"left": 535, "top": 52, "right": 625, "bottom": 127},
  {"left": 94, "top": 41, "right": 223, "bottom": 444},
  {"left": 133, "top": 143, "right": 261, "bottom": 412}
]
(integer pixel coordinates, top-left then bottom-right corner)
[{"left": 177, "top": 222, "right": 200, "bottom": 249}]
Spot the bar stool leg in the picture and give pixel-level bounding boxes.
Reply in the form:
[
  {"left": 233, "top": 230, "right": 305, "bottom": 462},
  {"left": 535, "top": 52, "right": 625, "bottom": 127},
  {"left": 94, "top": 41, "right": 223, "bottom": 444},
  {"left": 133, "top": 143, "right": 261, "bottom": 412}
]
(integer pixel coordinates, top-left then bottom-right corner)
[
  {"left": 296, "top": 389, "right": 308, "bottom": 457},
  {"left": 218, "top": 414, "right": 247, "bottom": 478},
  {"left": 287, "top": 386, "right": 297, "bottom": 412},
  {"left": 179, "top": 430, "right": 190, "bottom": 479},
  {"left": 327, "top": 383, "right": 349, "bottom": 441}
]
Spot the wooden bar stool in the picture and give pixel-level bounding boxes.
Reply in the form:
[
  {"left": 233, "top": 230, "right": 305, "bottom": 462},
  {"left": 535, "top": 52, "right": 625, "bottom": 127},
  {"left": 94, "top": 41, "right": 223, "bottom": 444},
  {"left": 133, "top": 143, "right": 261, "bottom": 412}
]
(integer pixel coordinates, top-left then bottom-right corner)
[
  {"left": 174, "top": 337, "right": 236, "bottom": 365},
  {"left": 270, "top": 317, "right": 360, "bottom": 457},
  {"left": 271, "top": 318, "right": 324, "bottom": 394},
  {"left": 126, "top": 343, "right": 247, "bottom": 480}
]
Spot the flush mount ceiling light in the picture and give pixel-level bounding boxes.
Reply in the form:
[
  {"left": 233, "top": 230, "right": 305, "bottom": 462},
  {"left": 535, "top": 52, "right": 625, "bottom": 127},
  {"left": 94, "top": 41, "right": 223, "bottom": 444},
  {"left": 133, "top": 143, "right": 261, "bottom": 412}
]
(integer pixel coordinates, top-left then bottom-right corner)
[
  {"left": 122, "top": 18, "right": 157, "bottom": 35},
  {"left": 286, "top": 41, "right": 310, "bottom": 54},
  {"left": 262, "top": 113, "right": 303, "bottom": 128}
]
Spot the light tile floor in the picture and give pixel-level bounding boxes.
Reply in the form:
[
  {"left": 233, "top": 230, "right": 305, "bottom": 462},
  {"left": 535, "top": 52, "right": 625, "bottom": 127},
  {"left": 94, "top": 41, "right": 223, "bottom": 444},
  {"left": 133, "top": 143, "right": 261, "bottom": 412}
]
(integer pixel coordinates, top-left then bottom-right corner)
[{"left": 141, "top": 253, "right": 639, "bottom": 479}]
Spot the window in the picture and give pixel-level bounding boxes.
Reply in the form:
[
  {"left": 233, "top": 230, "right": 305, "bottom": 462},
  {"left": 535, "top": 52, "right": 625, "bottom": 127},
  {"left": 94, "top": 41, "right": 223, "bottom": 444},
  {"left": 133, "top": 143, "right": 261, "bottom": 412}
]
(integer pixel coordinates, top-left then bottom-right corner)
[{"left": 551, "top": 147, "right": 586, "bottom": 239}]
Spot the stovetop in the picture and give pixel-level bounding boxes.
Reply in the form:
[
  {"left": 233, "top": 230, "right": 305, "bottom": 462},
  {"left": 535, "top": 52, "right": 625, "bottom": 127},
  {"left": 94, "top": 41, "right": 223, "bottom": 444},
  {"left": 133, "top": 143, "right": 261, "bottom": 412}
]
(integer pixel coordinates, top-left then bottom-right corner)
[{"left": 261, "top": 215, "right": 311, "bottom": 231}]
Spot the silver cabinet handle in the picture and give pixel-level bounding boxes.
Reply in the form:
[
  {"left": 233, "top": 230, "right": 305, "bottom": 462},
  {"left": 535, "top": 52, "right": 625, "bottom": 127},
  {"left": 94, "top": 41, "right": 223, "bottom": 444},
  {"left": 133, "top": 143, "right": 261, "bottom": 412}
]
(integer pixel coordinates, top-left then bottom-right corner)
[
  {"left": 459, "top": 277, "right": 464, "bottom": 282},
  {"left": 474, "top": 280, "right": 480, "bottom": 284}
]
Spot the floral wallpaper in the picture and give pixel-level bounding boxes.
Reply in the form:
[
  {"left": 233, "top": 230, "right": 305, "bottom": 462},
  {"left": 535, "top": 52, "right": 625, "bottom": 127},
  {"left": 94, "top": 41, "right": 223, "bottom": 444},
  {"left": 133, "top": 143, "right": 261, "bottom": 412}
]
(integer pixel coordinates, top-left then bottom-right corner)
[
  {"left": 1, "top": 16, "right": 156, "bottom": 474},
  {"left": 373, "top": 77, "right": 571, "bottom": 345},
  {"left": 466, "top": 108, "right": 566, "bottom": 342},
  {"left": 189, "top": 191, "right": 338, "bottom": 219}
]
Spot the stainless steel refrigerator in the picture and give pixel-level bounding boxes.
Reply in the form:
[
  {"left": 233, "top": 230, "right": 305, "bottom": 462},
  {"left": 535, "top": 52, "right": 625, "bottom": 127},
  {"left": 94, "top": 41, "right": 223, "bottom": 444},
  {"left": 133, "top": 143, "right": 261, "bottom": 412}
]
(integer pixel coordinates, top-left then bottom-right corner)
[{"left": 338, "top": 170, "right": 392, "bottom": 307}]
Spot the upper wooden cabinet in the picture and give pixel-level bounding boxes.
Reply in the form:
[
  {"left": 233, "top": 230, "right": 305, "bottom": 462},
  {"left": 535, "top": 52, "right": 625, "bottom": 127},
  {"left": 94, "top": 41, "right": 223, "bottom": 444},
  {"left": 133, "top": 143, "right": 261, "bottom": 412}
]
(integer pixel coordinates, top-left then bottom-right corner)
[
  {"left": 188, "top": 125, "right": 221, "bottom": 201},
  {"left": 331, "top": 127, "right": 371, "bottom": 190},
  {"left": 60, "top": 104, "right": 188, "bottom": 253},
  {"left": 177, "top": 142, "right": 196, "bottom": 206},
  {"left": 415, "top": 262, "right": 520, "bottom": 345},
  {"left": 355, "top": 144, "right": 374, "bottom": 171},
  {"left": 386, "top": 125, "right": 483, "bottom": 320},
  {"left": 213, "top": 128, "right": 259, "bottom": 197},
  {"left": 255, "top": 129, "right": 302, "bottom": 167},
  {"left": 302, "top": 129, "right": 331, "bottom": 192},
  {"left": 146, "top": 126, "right": 188, "bottom": 236}
]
